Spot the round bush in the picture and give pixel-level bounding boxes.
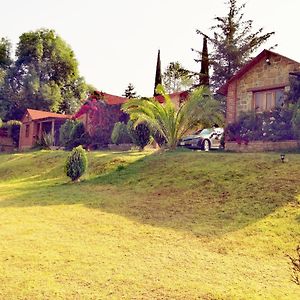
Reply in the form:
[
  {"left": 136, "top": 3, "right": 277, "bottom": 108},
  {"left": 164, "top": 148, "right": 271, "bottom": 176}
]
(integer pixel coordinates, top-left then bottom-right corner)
[
  {"left": 65, "top": 145, "right": 88, "bottom": 182},
  {"left": 127, "top": 121, "right": 150, "bottom": 150}
]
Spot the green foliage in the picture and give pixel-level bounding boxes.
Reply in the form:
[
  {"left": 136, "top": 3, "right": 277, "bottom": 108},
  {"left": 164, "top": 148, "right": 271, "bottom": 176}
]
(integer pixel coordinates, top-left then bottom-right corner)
[
  {"left": 127, "top": 120, "right": 150, "bottom": 150},
  {"left": 59, "top": 119, "right": 79, "bottom": 147},
  {"left": 69, "top": 122, "right": 90, "bottom": 149},
  {"left": 36, "top": 132, "right": 54, "bottom": 149},
  {"left": 287, "top": 76, "right": 300, "bottom": 104},
  {"left": 0, "top": 29, "right": 88, "bottom": 120},
  {"left": 111, "top": 122, "right": 132, "bottom": 145},
  {"left": 225, "top": 108, "right": 296, "bottom": 143},
  {"left": 65, "top": 145, "right": 88, "bottom": 181},
  {"left": 292, "top": 105, "right": 300, "bottom": 139},
  {"left": 163, "top": 62, "right": 193, "bottom": 93},
  {"left": 3, "top": 120, "right": 22, "bottom": 146},
  {"left": 194, "top": 0, "right": 275, "bottom": 90},
  {"left": 0, "top": 118, "right": 2, "bottom": 128},
  {"left": 122, "top": 84, "right": 223, "bottom": 150},
  {"left": 0, "top": 38, "right": 12, "bottom": 70}
]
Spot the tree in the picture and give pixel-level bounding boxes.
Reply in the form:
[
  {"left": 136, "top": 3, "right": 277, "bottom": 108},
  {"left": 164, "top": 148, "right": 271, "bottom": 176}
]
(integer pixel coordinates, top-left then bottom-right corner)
[
  {"left": 199, "top": 36, "right": 209, "bottom": 87},
  {"left": 154, "top": 49, "right": 162, "bottom": 96},
  {"left": 194, "top": 0, "right": 275, "bottom": 90},
  {"left": 0, "top": 38, "right": 12, "bottom": 119},
  {"left": 122, "top": 84, "right": 223, "bottom": 150},
  {"left": 163, "top": 62, "right": 193, "bottom": 93},
  {"left": 0, "top": 29, "right": 88, "bottom": 120},
  {"left": 123, "top": 83, "right": 138, "bottom": 99},
  {"left": 0, "top": 38, "right": 12, "bottom": 71},
  {"left": 65, "top": 145, "right": 88, "bottom": 182}
]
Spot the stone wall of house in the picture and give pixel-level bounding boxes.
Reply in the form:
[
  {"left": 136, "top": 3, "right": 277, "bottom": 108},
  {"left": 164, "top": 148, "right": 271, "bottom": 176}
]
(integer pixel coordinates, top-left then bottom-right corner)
[
  {"left": 226, "top": 53, "right": 300, "bottom": 124},
  {"left": 236, "top": 54, "right": 300, "bottom": 115},
  {"left": 226, "top": 81, "right": 237, "bottom": 124},
  {"left": 225, "top": 140, "right": 300, "bottom": 152}
]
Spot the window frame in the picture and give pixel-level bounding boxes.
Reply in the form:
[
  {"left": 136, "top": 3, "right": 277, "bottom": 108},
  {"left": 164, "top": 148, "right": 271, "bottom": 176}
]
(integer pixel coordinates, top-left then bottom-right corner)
[
  {"left": 25, "top": 124, "right": 30, "bottom": 138},
  {"left": 252, "top": 88, "right": 285, "bottom": 112}
]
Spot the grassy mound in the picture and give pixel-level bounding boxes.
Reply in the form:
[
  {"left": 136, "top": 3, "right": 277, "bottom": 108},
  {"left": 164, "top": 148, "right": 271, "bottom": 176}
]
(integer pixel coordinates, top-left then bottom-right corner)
[{"left": 0, "top": 149, "right": 299, "bottom": 299}]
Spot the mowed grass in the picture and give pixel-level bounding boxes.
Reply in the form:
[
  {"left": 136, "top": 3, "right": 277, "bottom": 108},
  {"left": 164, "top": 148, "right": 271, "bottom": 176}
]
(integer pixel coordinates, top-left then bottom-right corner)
[{"left": 0, "top": 149, "right": 299, "bottom": 299}]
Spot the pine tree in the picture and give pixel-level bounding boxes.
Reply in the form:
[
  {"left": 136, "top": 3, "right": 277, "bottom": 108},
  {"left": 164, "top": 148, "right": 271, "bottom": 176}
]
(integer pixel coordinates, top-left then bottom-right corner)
[
  {"left": 123, "top": 83, "right": 138, "bottom": 99},
  {"left": 193, "top": 0, "right": 275, "bottom": 90}
]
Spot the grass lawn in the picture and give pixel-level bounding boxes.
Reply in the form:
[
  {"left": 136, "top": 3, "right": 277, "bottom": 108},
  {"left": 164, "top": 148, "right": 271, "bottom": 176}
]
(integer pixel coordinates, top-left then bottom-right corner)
[{"left": 0, "top": 149, "right": 299, "bottom": 299}]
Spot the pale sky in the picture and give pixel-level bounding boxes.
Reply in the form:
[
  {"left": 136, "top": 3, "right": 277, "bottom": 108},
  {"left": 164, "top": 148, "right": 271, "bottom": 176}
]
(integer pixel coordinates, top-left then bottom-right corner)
[{"left": 1, "top": 0, "right": 299, "bottom": 97}]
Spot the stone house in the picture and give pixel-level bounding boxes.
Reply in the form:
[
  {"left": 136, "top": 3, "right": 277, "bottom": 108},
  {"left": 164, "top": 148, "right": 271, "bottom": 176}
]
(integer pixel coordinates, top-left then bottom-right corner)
[
  {"left": 19, "top": 109, "right": 71, "bottom": 150},
  {"left": 218, "top": 49, "right": 300, "bottom": 124}
]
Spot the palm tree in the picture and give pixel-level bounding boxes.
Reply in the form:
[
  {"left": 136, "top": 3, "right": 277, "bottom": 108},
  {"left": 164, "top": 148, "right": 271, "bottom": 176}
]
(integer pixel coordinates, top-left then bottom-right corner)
[{"left": 122, "top": 84, "right": 223, "bottom": 150}]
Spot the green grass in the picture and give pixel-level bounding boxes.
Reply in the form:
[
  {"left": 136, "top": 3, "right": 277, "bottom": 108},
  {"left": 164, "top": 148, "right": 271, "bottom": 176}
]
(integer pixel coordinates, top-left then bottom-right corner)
[{"left": 0, "top": 149, "right": 299, "bottom": 299}]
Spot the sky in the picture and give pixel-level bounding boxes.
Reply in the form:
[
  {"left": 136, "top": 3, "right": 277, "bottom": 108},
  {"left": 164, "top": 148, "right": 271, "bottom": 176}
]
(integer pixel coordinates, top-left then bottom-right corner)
[{"left": 1, "top": 0, "right": 300, "bottom": 97}]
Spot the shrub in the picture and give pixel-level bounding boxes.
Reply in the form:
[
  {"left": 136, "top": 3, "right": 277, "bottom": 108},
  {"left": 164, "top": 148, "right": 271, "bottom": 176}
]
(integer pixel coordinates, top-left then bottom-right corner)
[
  {"left": 111, "top": 122, "right": 132, "bottom": 145},
  {"left": 65, "top": 122, "right": 90, "bottom": 150},
  {"left": 5, "top": 120, "right": 22, "bottom": 147},
  {"left": 127, "top": 121, "right": 150, "bottom": 150},
  {"left": 59, "top": 119, "right": 79, "bottom": 147},
  {"left": 65, "top": 145, "right": 88, "bottom": 182},
  {"left": 292, "top": 105, "right": 300, "bottom": 139},
  {"left": 225, "top": 108, "right": 295, "bottom": 143},
  {"left": 91, "top": 125, "right": 113, "bottom": 148},
  {"left": 37, "top": 132, "right": 54, "bottom": 149}
]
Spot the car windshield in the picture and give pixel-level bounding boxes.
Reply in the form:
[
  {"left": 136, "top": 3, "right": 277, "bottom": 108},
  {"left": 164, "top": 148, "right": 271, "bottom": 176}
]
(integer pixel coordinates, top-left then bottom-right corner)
[{"left": 198, "top": 128, "right": 214, "bottom": 136}]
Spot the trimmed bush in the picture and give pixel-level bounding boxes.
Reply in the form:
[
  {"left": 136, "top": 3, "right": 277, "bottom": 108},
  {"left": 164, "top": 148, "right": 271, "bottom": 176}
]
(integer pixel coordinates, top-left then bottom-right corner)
[
  {"left": 111, "top": 122, "right": 132, "bottom": 145},
  {"left": 65, "top": 145, "right": 88, "bottom": 182},
  {"left": 127, "top": 121, "right": 150, "bottom": 150}
]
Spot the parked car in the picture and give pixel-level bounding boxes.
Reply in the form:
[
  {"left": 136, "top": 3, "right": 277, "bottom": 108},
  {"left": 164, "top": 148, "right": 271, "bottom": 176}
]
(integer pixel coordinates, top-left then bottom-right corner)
[{"left": 179, "top": 127, "right": 224, "bottom": 151}]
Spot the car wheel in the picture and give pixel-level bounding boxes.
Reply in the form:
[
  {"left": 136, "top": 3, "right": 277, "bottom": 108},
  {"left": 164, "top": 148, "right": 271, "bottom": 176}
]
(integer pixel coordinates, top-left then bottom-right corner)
[{"left": 203, "top": 139, "right": 210, "bottom": 151}]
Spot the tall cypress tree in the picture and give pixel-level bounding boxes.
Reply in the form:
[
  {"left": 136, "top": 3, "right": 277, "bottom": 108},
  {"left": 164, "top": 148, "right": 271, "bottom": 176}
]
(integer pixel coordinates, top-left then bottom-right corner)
[
  {"left": 199, "top": 36, "right": 209, "bottom": 87},
  {"left": 154, "top": 49, "right": 162, "bottom": 96}
]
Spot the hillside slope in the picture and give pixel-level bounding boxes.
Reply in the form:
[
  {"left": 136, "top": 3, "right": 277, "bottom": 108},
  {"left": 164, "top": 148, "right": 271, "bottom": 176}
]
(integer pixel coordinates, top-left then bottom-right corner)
[{"left": 0, "top": 150, "right": 299, "bottom": 299}]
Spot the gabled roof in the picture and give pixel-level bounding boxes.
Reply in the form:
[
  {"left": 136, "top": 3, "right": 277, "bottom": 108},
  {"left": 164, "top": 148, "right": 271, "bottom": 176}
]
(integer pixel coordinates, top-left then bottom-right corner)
[
  {"left": 217, "top": 49, "right": 300, "bottom": 95},
  {"left": 22, "top": 109, "right": 71, "bottom": 122},
  {"left": 101, "top": 92, "right": 128, "bottom": 105}
]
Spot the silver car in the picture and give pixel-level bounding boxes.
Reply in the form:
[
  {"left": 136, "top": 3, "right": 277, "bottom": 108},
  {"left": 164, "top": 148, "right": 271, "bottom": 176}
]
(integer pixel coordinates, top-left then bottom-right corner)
[{"left": 179, "top": 128, "right": 224, "bottom": 151}]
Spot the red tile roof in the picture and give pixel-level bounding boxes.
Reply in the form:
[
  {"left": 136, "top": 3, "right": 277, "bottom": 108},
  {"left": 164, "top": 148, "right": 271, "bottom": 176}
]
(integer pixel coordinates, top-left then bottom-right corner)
[
  {"left": 101, "top": 92, "right": 128, "bottom": 105},
  {"left": 217, "top": 49, "right": 300, "bottom": 96},
  {"left": 26, "top": 109, "right": 72, "bottom": 121}
]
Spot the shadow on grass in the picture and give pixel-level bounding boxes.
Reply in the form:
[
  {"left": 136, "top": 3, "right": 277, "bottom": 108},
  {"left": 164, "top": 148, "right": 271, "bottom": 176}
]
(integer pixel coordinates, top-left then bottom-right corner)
[{"left": 0, "top": 150, "right": 300, "bottom": 238}]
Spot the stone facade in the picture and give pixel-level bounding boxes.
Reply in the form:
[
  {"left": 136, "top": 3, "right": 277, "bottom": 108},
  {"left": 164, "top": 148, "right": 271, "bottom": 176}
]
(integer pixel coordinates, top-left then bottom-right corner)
[
  {"left": 224, "top": 50, "right": 300, "bottom": 124},
  {"left": 225, "top": 140, "right": 300, "bottom": 152}
]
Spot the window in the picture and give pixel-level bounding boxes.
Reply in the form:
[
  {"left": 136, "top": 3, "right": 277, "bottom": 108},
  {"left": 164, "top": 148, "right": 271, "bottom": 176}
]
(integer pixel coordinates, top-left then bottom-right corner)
[
  {"left": 25, "top": 125, "right": 30, "bottom": 138},
  {"left": 253, "top": 89, "right": 284, "bottom": 112}
]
